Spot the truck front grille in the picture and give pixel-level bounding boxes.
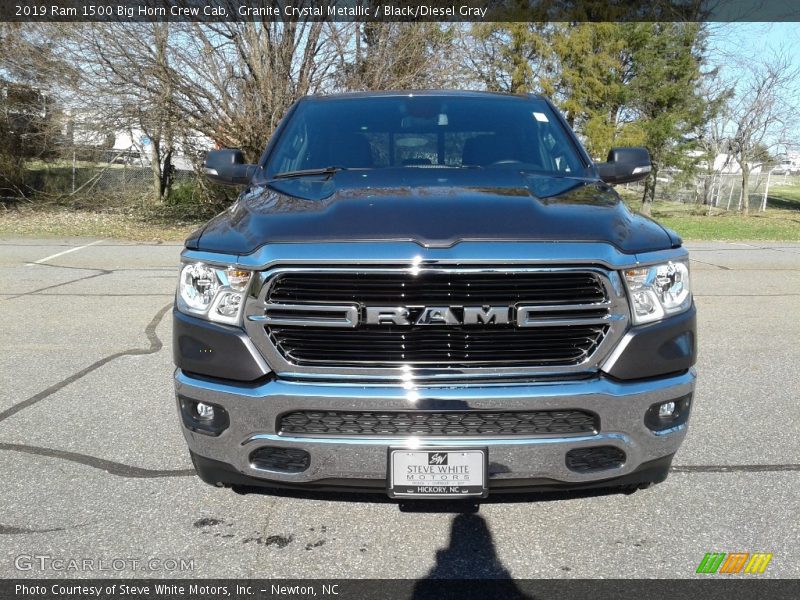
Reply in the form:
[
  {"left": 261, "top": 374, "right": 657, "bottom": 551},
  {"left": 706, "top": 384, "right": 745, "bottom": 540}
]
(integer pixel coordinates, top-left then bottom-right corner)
[
  {"left": 244, "top": 267, "right": 628, "bottom": 378},
  {"left": 279, "top": 409, "right": 598, "bottom": 437}
]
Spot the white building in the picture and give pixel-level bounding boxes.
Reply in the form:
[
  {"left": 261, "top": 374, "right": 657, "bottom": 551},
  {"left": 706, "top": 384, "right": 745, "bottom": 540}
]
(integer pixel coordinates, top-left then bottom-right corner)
[
  {"left": 64, "top": 109, "right": 212, "bottom": 171},
  {"left": 693, "top": 151, "right": 762, "bottom": 175}
]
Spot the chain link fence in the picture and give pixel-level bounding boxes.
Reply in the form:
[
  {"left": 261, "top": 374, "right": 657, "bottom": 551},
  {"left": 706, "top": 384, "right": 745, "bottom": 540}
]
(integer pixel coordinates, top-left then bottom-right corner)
[
  {"left": 7, "top": 149, "right": 198, "bottom": 208},
  {"left": 66, "top": 162, "right": 195, "bottom": 198}
]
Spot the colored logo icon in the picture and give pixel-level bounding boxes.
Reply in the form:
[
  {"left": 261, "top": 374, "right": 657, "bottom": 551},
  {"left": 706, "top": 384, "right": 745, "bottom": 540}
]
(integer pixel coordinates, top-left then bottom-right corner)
[{"left": 696, "top": 552, "right": 773, "bottom": 574}]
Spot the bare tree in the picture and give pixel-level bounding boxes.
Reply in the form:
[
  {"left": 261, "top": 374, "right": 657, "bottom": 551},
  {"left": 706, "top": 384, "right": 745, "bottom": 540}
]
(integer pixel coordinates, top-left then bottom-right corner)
[
  {"left": 726, "top": 52, "right": 799, "bottom": 214},
  {"left": 46, "top": 22, "right": 182, "bottom": 204},
  {"left": 330, "top": 23, "right": 457, "bottom": 92},
  {"left": 696, "top": 67, "right": 734, "bottom": 208},
  {"left": 51, "top": 16, "right": 342, "bottom": 203},
  {"left": 159, "top": 18, "right": 338, "bottom": 159}
]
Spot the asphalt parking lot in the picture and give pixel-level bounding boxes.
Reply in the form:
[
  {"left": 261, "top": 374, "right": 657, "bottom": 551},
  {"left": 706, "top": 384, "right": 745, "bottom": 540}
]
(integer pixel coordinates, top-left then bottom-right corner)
[{"left": 1, "top": 237, "right": 799, "bottom": 579}]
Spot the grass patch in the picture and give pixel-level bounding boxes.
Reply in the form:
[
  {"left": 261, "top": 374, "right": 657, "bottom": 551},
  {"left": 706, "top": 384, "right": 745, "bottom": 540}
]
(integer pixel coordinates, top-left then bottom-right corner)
[
  {"left": 655, "top": 209, "right": 800, "bottom": 241},
  {"left": 620, "top": 182, "right": 800, "bottom": 241},
  {"left": 1, "top": 172, "right": 228, "bottom": 241},
  {"left": 764, "top": 184, "right": 800, "bottom": 211}
]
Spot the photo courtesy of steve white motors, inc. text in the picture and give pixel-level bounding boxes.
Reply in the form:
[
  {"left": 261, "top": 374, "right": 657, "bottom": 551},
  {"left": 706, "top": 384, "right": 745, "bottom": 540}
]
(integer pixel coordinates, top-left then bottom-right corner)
[{"left": 14, "top": 583, "right": 339, "bottom": 597}]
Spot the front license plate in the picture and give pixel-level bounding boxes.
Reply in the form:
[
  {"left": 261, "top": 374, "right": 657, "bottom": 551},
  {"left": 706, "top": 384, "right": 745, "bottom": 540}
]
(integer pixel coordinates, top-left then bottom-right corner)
[{"left": 388, "top": 448, "right": 488, "bottom": 498}]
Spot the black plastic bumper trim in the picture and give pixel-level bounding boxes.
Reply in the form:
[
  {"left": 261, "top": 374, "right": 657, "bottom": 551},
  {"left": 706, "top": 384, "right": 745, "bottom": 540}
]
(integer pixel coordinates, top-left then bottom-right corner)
[
  {"left": 189, "top": 451, "right": 675, "bottom": 496},
  {"left": 173, "top": 309, "right": 270, "bottom": 382},
  {"left": 604, "top": 304, "right": 697, "bottom": 380}
]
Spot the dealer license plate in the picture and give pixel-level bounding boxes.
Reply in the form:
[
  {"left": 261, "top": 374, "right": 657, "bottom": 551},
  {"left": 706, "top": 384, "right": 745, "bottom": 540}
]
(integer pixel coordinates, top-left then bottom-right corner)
[{"left": 388, "top": 449, "right": 488, "bottom": 498}]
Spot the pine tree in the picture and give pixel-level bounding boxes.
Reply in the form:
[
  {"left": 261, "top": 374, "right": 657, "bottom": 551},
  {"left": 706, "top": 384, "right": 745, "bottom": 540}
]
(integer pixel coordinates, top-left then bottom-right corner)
[
  {"left": 622, "top": 23, "right": 709, "bottom": 215},
  {"left": 545, "top": 23, "right": 630, "bottom": 159}
]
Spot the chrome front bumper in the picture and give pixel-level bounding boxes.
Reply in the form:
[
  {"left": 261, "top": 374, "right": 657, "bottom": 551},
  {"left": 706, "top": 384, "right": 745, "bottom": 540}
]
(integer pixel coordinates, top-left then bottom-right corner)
[{"left": 175, "top": 368, "right": 696, "bottom": 491}]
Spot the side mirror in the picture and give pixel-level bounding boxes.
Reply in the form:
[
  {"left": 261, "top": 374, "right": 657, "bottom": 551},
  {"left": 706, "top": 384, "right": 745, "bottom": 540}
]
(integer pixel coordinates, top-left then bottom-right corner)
[
  {"left": 596, "top": 147, "right": 652, "bottom": 185},
  {"left": 203, "top": 149, "right": 257, "bottom": 186}
]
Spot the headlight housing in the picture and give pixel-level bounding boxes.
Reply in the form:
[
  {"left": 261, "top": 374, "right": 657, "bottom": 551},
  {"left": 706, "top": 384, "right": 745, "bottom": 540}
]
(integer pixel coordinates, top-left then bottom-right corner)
[
  {"left": 623, "top": 260, "right": 691, "bottom": 325},
  {"left": 176, "top": 262, "right": 252, "bottom": 325}
]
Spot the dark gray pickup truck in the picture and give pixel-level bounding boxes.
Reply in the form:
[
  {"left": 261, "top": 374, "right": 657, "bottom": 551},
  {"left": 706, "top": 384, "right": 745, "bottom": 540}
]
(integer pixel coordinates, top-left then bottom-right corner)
[{"left": 173, "top": 91, "right": 696, "bottom": 498}]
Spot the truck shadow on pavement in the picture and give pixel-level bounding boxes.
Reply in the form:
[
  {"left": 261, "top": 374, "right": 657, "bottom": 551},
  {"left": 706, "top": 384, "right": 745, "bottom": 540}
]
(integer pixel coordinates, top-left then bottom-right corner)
[
  {"left": 412, "top": 513, "right": 532, "bottom": 598},
  {"left": 231, "top": 485, "right": 626, "bottom": 590}
]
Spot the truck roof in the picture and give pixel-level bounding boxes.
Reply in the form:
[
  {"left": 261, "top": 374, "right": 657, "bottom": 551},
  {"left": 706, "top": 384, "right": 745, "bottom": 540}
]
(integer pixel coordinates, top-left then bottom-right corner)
[{"left": 304, "top": 89, "right": 544, "bottom": 101}]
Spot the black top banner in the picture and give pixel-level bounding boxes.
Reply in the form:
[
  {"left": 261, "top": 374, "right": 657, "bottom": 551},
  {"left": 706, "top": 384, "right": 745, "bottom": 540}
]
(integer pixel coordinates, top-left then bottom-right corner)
[{"left": 3, "top": 0, "right": 800, "bottom": 22}]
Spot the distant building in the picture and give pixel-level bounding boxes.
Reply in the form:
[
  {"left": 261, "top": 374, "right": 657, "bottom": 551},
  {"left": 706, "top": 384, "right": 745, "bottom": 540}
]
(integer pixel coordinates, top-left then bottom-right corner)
[
  {"left": 63, "top": 109, "right": 212, "bottom": 171},
  {"left": 692, "top": 151, "right": 762, "bottom": 175},
  {"left": 780, "top": 151, "right": 800, "bottom": 173}
]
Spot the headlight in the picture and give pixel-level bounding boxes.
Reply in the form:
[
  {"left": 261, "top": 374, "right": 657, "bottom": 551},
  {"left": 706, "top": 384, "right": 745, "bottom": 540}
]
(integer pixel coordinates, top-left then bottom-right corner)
[
  {"left": 177, "top": 263, "right": 252, "bottom": 325},
  {"left": 623, "top": 260, "right": 691, "bottom": 325},
  {"left": 179, "top": 264, "right": 219, "bottom": 310}
]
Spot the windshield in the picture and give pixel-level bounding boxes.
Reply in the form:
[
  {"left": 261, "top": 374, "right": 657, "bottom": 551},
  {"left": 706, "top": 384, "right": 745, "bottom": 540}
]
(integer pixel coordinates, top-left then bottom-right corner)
[{"left": 264, "top": 95, "right": 588, "bottom": 178}]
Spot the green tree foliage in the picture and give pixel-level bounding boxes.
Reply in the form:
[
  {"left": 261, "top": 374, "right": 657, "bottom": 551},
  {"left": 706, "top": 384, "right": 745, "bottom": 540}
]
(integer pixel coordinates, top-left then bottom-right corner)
[
  {"left": 467, "top": 22, "right": 714, "bottom": 215},
  {"left": 621, "top": 23, "right": 709, "bottom": 214},
  {"left": 466, "top": 22, "right": 551, "bottom": 93},
  {"left": 545, "top": 23, "right": 630, "bottom": 159}
]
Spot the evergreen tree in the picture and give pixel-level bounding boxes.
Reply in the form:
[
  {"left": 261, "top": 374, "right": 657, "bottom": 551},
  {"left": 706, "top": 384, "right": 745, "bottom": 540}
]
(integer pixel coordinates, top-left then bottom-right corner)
[
  {"left": 545, "top": 23, "right": 630, "bottom": 159},
  {"left": 465, "top": 22, "right": 714, "bottom": 216},
  {"left": 467, "top": 22, "right": 551, "bottom": 94},
  {"left": 622, "top": 23, "right": 709, "bottom": 215}
]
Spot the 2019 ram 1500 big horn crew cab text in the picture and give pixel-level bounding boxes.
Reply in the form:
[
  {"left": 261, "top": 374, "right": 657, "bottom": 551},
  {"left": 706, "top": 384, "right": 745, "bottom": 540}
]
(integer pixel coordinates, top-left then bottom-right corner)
[{"left": 173, "top": 91, "right": 696, "bottom": 498}]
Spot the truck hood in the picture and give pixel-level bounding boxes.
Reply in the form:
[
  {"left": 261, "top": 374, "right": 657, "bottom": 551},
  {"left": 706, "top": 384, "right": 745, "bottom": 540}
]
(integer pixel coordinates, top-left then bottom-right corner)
[{"left": 188, "top": 169, "right": 677, "bottom": 255}]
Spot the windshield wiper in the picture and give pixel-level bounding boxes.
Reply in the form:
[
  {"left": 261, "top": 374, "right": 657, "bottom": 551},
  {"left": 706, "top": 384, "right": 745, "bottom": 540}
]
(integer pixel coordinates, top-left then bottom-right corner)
[{"left": 271, "top": 166, "right": 348, "bottom": 180}]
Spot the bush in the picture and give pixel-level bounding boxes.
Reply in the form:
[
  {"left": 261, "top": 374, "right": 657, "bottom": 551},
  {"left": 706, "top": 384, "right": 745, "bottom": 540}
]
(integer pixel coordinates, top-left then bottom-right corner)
[
  {"left": 0, "top": 154, "right": 26, "bottom": 198},
  {"left": 4, "top": 159, "right": 235, "bottom": 221},
  {"left": 149, "top": 177, "right": 235, "bottom": 222}
]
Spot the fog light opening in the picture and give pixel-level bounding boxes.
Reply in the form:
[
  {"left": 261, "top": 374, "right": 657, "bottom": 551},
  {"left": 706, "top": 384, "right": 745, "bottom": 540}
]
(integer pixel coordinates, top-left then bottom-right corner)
[
  {"left": 250, "top": 447, "right": 310, "bottom": 473},
  {"left": 644, "top": 394, "right": 692, "bottom": 432},
  {"left": 179, "top": 397, "right": 230, "bottom": 436},
  {"left": 658, "top": 401, "right": 676, "bottom": 418},
  {"left": 196, "top": 402, "right": 215, "bottom": 420}
]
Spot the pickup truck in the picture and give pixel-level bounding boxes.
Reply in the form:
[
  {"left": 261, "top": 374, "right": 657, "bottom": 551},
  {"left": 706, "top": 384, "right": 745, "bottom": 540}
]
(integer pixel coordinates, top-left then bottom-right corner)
[{"left": 173, "top": 91, "right": 696, "bottom": 498}]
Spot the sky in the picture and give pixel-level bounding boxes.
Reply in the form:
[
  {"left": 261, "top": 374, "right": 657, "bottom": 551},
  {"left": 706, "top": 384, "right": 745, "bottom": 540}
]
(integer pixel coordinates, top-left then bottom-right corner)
[
  {"left": 706, "top": 22, "right": 800, "bottom": 153},
  {"left": 709, "top": 22, "right": 800, "bottom": 68}
]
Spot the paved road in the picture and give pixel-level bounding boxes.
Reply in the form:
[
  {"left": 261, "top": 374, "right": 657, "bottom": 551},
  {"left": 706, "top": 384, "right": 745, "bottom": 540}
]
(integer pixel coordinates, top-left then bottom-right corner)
[{"left": 1, "top": 238, "right": 798, "bottom": 579}]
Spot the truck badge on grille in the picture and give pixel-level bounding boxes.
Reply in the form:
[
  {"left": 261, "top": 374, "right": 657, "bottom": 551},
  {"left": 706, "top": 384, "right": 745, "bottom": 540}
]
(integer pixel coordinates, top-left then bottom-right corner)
[{"left": 364, "top": 306, "right": 511, "bottom": 326}]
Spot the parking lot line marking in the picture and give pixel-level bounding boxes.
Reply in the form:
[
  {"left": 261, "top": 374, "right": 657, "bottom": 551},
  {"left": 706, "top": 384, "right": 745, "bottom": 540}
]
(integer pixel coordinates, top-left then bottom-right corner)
[{"left": 25, "top": 239, "right": 104, "bottom": 266}]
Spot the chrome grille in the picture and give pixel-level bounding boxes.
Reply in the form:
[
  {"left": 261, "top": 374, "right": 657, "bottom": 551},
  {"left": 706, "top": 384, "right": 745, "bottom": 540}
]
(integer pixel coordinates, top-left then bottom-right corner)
[
  {"left": 268, "top": 324, "right": 608, "bottom": 366},
  {"left": 268, "top": 271, "right": 606, "bottom": 305},
  {"left": 243, "top": 266, "right": 629, "bottom": 380}
]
